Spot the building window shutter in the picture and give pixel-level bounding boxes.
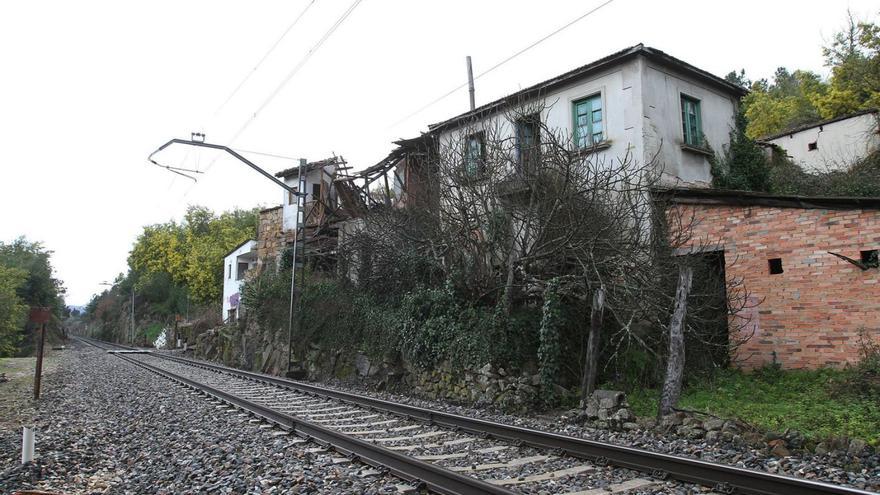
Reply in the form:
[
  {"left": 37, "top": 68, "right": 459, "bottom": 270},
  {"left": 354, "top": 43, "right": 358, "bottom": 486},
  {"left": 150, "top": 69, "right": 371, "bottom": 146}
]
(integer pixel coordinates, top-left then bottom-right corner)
[
  {"left": 681, "top": 95, "right": 702, "bottom": 147},
  {"left": 573, "top": 94, "right": 603, "bottom": 148}
]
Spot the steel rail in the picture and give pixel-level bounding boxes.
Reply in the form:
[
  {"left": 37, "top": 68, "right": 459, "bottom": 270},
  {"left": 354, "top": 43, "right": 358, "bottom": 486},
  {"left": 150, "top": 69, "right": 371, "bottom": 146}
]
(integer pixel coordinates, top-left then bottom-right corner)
[
  {"left": 148, "top": 351, "right": 876, "bottom": 495},
  {"left": 77, "top": 338, "right": 512, "bottom": 495}
]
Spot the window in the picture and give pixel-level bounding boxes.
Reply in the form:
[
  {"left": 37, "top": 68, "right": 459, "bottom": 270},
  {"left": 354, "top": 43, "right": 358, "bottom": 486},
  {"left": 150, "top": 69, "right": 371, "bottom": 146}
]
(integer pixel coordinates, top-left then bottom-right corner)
[
  {"left": 227, "top": 264, "right": 232, "bottom": 279},
  {"left": 288, "top": 188, "right": 298, "bottom": 205},
  {"left": 680, "top": 94, "right": 702, "bottom": 147},
  {"left": 768, "top": 258, "right": 783, "bottom": 275},
  {"left": 236, "top": 262, "right": 249, "bottom": 281},
  {"left": 808, "top": 141, "right": 818, "bottom": 151},
  {"left": 312, "top": 183, "right": 321, "bottom": 200},
  {"left": 516, "top": 114, "right": 541, "bottom": 172},
  {"left": 573, "top": 94, "right": 604, "bottom": 148},
  {"left": 464, "top": 132, "right": 484, "bottom": 176}
]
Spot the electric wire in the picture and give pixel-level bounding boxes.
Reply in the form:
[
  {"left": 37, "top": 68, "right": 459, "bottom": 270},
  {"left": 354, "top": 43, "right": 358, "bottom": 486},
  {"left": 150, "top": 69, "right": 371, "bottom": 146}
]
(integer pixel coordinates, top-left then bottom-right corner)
[
  {"left": 389, "top": 0, "right": 618, "bottom": 128},
  {"left": 212, "top": 0, "right": 318, "bottom": 120},
  {"left": 200, "top": 0, "right": 363, "bottom": 175},
  {"left": 181, "top": 0, "right": 364, "bottom": 196}
]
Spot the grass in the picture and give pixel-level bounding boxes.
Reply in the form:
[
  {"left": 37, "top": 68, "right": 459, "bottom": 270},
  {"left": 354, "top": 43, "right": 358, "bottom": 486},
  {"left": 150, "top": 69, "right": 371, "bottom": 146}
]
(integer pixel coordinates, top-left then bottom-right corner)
[{"left": 626, "top": 366, "right": 880, "bottom": 446}]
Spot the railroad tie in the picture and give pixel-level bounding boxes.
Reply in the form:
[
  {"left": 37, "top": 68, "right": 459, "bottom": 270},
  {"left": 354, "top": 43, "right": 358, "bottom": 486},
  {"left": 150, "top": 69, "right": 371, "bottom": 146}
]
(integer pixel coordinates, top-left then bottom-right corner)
[
  {"left": 449, "top": 455, "right": 554, "bottom": 472},
  {"left": 487, "top": 464, "right": 595, "bottom": 486},
  {"left": 562, "top": 478, "right": 658, "bottom": 494}
]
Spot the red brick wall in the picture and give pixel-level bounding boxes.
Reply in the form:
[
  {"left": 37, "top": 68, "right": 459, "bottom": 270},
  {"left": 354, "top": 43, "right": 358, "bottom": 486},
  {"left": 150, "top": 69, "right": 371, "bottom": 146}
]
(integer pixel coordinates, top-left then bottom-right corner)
[{"left": 672, "top": 203, "right": 880, "bottom": 369}]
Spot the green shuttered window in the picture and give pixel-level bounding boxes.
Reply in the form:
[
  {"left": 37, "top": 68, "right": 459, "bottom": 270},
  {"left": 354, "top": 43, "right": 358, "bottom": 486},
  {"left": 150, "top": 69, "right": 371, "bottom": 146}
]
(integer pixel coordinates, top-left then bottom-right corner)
[
  {"left": 681, "top": 94, "right": 702, "bottom": 147},
  {"left": 573, "top": 94, "right": 604, "bottom": 148}
]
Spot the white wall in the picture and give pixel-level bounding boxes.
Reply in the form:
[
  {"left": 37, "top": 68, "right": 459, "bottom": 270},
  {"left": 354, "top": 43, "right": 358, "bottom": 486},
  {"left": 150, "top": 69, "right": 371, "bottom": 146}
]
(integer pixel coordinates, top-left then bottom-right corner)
[
  {"left": 641, "top": 60, "right": 738, "bottom": 186},
  {"left": 281, "top": 164, "right": 338, "bottom": 231},
  {"left": 765, "top": 113, "right": 879, "bottom": 171},
  {"left": 437, "top": 58, "right": 643, "bottom": 174},
  {"left": 222, "top": 240, "right": 257, "bottom": 320},
  {"left": 435, "top": 54, "right": 738, "bottom": 187}
]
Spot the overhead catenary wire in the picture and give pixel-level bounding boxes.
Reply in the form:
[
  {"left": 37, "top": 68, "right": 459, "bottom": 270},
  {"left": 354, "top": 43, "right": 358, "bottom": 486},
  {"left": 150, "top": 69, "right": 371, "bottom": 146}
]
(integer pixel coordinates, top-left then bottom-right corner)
[
  {"left": 225, "top": 0, "right": 364, "bottom": 147},
  {"left": 181, "top": 0, "right": 365, "bottom": 196},
  {"left": 212, "top": 0, "right": 318, "bottom": 120},
  {"left": 205, "top": 0, "right": 363, "bottom": 167},
  {"left": 389, "top": 0, "right": 618, "bottom": 128}
]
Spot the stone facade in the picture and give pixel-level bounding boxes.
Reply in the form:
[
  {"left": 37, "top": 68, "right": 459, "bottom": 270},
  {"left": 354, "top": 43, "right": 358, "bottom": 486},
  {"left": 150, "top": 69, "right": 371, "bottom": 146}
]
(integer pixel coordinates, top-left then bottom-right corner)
[
  {"left": 671, "top": 193, "right": 880, "bottom": 370},
  {"left": 256, "top": 206, "right": 292, "bottom": 271}
]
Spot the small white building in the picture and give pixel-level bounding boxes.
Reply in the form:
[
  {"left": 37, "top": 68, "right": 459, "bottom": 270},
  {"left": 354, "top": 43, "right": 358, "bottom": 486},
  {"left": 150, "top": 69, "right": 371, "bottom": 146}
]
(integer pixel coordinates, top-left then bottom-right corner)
[
  {"left": 222, "top": 239, "right": 257, "bottom": 322},
  {"left": 761, "top": 109, "right": 879, "bottom": 170}
]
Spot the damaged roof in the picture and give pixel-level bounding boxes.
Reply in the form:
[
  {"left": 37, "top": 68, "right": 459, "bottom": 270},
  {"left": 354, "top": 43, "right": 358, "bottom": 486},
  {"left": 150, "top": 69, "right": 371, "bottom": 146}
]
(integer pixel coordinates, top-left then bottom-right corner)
[
  {"left": 657, "top": 187, "right": 880, "bottom": 211},
  {"left": 275, "top": 156, "right": 342, "bottom": 179},
  {"left": 428, "top": 44, "right": 748, "bottom": 133}
]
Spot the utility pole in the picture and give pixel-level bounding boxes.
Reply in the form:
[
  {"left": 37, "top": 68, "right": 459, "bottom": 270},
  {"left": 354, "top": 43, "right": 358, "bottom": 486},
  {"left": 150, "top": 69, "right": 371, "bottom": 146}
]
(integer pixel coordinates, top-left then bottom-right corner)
[
  {"left": 466, "top": 56, "right": 476, "bottom": 111},
  {"left": 287, "top": 159, "right": 307, "bottom": 376},
  {"left": 147, "top": 136, "right": 307, "bottom": 371}
]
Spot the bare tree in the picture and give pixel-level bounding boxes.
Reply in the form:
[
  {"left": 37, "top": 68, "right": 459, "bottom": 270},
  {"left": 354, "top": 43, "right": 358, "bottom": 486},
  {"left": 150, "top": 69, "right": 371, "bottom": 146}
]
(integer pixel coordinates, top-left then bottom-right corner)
[{"left": 340, "top": 95, "right": 754, "bottom": 403}]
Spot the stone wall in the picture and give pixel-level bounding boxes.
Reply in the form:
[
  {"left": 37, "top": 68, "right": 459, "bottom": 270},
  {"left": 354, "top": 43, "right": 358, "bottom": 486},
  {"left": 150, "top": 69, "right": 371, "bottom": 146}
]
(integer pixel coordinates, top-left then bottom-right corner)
[
  {"left": 411, "top": 362, "right": 545, "bottom": 413},
  {"left": 674, "top": 202, "right": 880, "bottom": 369}
]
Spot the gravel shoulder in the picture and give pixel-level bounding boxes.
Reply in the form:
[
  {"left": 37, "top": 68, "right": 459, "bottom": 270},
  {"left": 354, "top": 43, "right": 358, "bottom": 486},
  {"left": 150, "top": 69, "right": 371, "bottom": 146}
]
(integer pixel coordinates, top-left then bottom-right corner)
[{"left": 0, "top": 343, "right": 404, "bottom": 494}]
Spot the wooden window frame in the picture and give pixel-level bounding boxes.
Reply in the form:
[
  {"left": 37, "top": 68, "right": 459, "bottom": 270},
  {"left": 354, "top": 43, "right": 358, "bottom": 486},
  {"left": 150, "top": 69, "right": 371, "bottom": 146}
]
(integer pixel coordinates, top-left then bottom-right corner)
[
  {"left": 572, "top": 93, "right": 604, "bottom": 149},
  {"left": 515, "top": 114, "right": 541, "bottom": 173},
  {"left": 463, "top": 132, "right": 486, "bottom": 177},
  {"left": 680, "top": 94, "right": 703, "bottom": 148}
]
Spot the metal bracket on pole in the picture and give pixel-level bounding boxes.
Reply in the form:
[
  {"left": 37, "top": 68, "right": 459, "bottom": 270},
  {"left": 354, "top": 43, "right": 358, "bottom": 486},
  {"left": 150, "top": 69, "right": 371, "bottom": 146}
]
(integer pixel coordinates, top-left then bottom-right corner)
[{"left": 147, "top": 138, "right": 300, "bottom": 193}]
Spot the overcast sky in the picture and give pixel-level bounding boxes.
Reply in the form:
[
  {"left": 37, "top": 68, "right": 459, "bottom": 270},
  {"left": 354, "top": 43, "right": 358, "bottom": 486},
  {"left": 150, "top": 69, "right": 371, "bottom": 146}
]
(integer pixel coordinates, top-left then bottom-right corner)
[{"left": 1, "top": 0, "right": 875, "bottom": 305}]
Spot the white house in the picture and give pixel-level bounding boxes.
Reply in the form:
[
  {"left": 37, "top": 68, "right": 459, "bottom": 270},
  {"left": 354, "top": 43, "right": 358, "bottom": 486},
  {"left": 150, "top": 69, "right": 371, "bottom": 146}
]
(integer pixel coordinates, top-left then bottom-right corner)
[
  {"left": 222, "top": 239, "right": 257, "bottom": 322},
  {"left": 427, "top": 44, "right": 747, "bottom": 187},
  {"left": 761, "top": 109, "right": 879, "bottom": 170}
]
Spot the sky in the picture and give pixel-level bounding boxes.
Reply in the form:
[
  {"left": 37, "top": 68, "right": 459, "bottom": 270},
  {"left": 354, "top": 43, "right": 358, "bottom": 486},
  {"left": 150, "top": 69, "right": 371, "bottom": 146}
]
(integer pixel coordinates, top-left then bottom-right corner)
[{"left": 0, "top": 0, "right": 876, "bottom": 306}]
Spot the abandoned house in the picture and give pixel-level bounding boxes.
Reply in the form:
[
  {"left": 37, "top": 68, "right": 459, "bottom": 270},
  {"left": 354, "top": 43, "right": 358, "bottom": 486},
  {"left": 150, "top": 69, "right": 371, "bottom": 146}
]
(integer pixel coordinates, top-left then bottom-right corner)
[
  {"left": 760, "top": 108, "right": 879, "bottom": 170},
  {"left": 253, "top": 157, "right": 349, "bottom": 270},
  {"left": 222, "top": 239, "right": 257, "bottom": 322},
  {"left": 427, "top": 43, "right": 748, "bottom": 187},
  {"left": 662, "top": 187, "right": 880, "bottom": 370}
]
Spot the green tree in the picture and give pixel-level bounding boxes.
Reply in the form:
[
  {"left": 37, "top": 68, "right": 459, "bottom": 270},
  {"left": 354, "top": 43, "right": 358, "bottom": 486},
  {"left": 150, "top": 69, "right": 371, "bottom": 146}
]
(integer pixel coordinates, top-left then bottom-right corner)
[
  {"left": 814, "top": 13, "right": 880, "bottom": 117},
  {"left": 743, "top": 68, "right": 826, "bottom": 139},
  {"left": 0, "top": 238, "right": 65, "bottom": 314},
  {"left": 0, "top": 263, "right": 28, "bottom": 356},
  {"left": 712, "top": 110, "right": 771, "bottom": 191},
  {"left": 127, "top": 206, "right": 257, "bottom": 306}
]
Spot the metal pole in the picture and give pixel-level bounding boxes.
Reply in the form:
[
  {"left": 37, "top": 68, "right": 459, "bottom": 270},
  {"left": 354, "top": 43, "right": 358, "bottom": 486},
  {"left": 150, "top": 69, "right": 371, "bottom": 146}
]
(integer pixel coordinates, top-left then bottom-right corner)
[
  {"left": 287, "top": 158, "right": 307, "bottom": 375},
  {"left": 466, "top": 56, "right": 475, "bottom": 111}
]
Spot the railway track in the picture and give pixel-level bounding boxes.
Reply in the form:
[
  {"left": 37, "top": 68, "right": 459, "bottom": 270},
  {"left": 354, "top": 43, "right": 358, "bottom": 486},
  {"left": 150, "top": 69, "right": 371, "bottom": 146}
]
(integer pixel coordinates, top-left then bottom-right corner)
[{"left": 77, "top": 337, "right": 876, "bottom": 495}]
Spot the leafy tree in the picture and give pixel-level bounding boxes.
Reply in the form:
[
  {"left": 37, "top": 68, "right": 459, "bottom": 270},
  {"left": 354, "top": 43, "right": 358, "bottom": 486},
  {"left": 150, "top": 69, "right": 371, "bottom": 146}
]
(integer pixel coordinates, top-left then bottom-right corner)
[
  {"left": 815, "top": 13, "right": 880, "bottom": 117},
  {"left": 128, "top": 206, "right": 257, "bottom": 305},
  {"left": 742, "top": 68, "right": 825, "bottom": 139},
  {"left": 737, "top": 13, "right": 879, "bottom": 138},
  {"left": 0, "top": 238, "right": 65, "bottom": 314},
  {"left": 0, "top": 263, "right": 28, "bottom": 356}
]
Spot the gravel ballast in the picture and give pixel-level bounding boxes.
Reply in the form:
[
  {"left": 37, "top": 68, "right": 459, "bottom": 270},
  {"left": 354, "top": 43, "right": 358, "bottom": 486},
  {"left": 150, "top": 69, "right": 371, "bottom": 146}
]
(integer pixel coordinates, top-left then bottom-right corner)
[
  {"left": 314, "top": 377, "right": 880, "bottom": 492},
  {"left": 0, "top": 342, "right": 404, "bottom": 494}
]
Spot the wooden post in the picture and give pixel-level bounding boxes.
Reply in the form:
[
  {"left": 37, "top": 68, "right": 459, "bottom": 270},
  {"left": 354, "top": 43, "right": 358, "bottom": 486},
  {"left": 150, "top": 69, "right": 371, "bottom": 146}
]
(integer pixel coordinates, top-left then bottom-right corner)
[
  {"left": 33, "top": 322, "right": 46, "bottom": 400},
  {"left": 580, "top": 286, "right": 605, "bottom": 405},
  {"left": 659, "top": 265, "right": 693, "bottom": 417},
  {"left": 29, "top": 307, "right": 50, "bottom": 401}
]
